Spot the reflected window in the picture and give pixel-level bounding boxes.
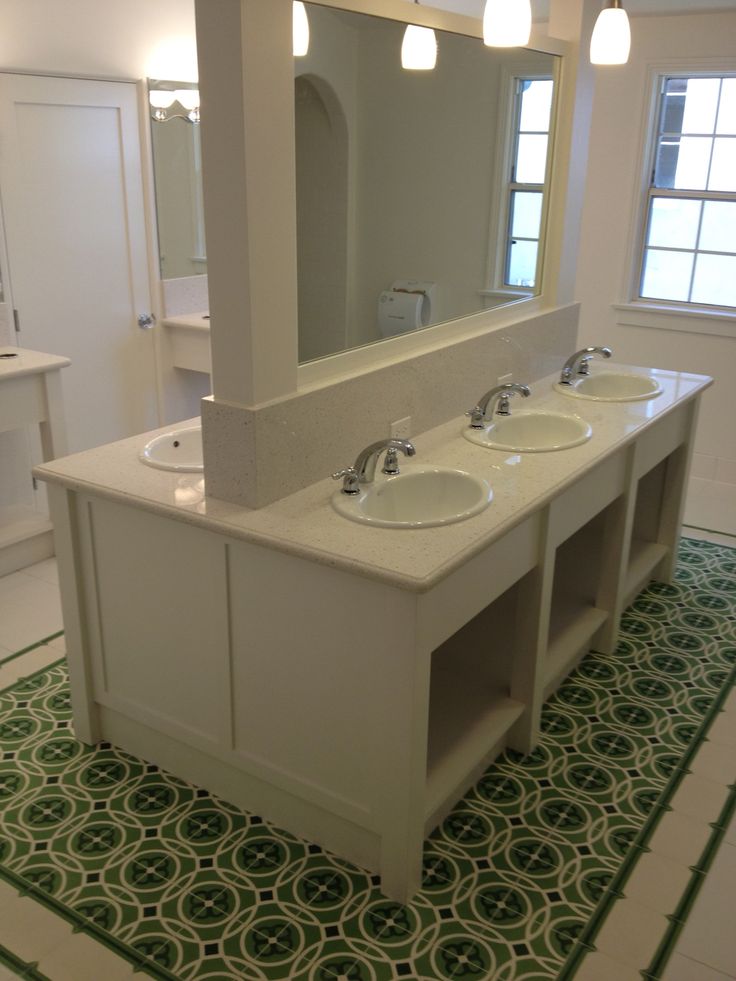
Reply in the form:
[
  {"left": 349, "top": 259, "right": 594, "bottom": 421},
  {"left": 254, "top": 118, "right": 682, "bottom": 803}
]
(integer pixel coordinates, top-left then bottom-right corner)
[
  {"left": 640, "top": 75, "right": 736, "bottom": 309},
  {"left": 504, "top": 77, "right": 554, "bottom": 289}
]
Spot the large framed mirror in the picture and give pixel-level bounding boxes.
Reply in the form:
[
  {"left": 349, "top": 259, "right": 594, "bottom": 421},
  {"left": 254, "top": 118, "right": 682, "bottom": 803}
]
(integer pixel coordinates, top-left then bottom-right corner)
[{"left": 294, "top": 3, "right": 559, "bottom": 363}]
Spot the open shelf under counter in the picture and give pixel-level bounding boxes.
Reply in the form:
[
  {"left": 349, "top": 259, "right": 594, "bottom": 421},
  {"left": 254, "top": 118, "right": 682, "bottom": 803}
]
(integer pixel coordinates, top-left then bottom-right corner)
[
  {"left": 623, "top": 540, "right": 669, "bottom": 609},
  {"left": 544, "top": 602, "right": 608, "bottom": 697},
  {"left": 425, "top": 675, "right": 524, "bottom": 832},
  {"left": 0, "top": 504, "right": 54, "bottom": 576}
]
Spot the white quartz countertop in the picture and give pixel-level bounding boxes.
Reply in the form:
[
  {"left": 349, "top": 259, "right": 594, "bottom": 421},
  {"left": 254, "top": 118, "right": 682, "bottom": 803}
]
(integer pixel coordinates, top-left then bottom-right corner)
[
  {"left": 0, "top": 346, "right": 71, "bottom": 379},
  {"left": 34, "top": 364, "right": 712, "bottom": 593},
  {"left": 161, "top": 312, "right": 210, "bottom": 331}
]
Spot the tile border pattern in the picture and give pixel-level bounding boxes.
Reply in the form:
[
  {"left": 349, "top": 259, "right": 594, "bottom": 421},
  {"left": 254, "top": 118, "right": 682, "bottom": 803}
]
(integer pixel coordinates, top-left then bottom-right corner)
[{"left": 0, "top": 537, "right": 734, "bottom": 980}]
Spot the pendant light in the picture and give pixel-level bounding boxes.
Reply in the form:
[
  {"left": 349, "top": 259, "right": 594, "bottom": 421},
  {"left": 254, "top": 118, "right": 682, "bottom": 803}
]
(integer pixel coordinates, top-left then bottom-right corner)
[
  {"left": 590, "top": 0, "right": 631, "bottom": 65},
  {"left": 483, "top": 0, "right": 532, "bottom": 48},
  {"left": 293, "top": 1, "right": 310, "bottom": 58},
  {"left": 401, "top": 1, "right": 437, "bottom": 71}
]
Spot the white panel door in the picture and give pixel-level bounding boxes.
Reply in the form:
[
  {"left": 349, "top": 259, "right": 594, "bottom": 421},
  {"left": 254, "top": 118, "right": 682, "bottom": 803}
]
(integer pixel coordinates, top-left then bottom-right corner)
[{"left": 0, "top": 73, "right": 159, "bottom": 453}]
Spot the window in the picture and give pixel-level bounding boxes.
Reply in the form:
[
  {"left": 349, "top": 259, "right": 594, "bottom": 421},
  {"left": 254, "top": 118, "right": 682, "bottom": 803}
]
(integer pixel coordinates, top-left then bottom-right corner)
[
  {"left": 639, "top": 75, "right": 736, "bottom": 310},
  {"left": 503, "top": 77, "right": 554, "bottom": 289}
]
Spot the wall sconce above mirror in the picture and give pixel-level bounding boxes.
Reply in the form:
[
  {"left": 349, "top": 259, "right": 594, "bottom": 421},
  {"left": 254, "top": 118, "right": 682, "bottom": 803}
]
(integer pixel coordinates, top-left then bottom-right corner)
[{"left": 294, "top": 3, "right": 559, "bottom": 365}]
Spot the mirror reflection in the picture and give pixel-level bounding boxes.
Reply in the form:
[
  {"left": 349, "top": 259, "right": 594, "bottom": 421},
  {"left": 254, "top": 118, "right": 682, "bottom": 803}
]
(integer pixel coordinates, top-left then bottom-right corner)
[
  {"left": 295, "top": 4, "right": 557, "bottom": 363},
  {"left": 148, "top": 80, "right": 207, "bottom": 280}
]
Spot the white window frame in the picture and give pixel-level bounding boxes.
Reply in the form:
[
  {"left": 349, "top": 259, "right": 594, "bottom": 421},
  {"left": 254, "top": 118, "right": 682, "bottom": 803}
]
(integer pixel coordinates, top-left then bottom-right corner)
[
  {"left": 615, "top": 59, "right": 736, "bottom": 338},
  {"left": 482, "top": 66, "right": 556, "bottom": 307}
]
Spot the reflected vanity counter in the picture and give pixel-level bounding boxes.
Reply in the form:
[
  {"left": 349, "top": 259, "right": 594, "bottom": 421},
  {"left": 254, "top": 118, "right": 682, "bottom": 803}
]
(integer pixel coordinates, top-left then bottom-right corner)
[
  {"left": 35, "top": 365, "right": 711, "bottom": 901},
  {"left": 161, "top": 312, "right": 211, "bottom": 374}
]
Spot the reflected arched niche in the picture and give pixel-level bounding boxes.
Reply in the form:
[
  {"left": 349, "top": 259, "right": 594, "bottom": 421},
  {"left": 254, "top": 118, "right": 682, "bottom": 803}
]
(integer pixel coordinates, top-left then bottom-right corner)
[{"left": 294, "top": 74, "right": 349, "bottom": 363}]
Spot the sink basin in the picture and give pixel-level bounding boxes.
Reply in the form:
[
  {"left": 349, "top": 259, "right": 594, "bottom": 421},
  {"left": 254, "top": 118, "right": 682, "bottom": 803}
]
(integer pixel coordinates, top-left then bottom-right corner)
[
  {"left": 332, "top": 466, "right": 492, "bottom": 528},
  {"left": 555, "top": 372, "right": 662, "bottom": 402},
  {"left": 140, "top": 426, "right": 203, "bottom": 472},
  {"left": 463, "top": 411, "right": 592, "bottom": 452}
]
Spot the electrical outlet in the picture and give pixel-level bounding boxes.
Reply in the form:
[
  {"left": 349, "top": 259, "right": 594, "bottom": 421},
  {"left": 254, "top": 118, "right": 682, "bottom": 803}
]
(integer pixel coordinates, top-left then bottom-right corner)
[
  {"left": 498, "top": 372, "right": 513, "bottom": 385},
  {"left": 390, "top": 416, "right": 412, "bottom": 439}
]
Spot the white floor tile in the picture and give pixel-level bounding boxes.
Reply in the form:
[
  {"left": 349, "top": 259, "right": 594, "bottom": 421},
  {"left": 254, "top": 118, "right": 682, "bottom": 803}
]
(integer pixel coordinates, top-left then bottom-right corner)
[
  {"left": 0, "top": 886, "right": 74, "bottom": 961},
  {"left": 724, "top": 812, "right": 736, "bottom": 847},
  {"left": 574, "top": 950, "right": 642, "bottom": 981},
  {"left": 649, "top": 810, "right": 713, "bottom": 868},
  {"left": 0, "top": 575, "right": 63, "bottom": 653},
  {"left": 669, "top": 771, "right": 731, "bottom": 825},
  {"left": 690, "top": 739, "right": 735, "bottom": 787},
  {"left": 623, "top": 849, "right": 693, "bottom": 914},
  {"left": 681, "top": 526, "right": 736, "bottom": 548},
  {"left": 673, "top": 842, "right": 736, "bottom": 977},
  {"left": 594, "top": 896, "right": 669, "bottom": 970},
  {"left": 662, "top": 952, "right": 734, "bottom": 981},
  {"left": 707, "top": 710, "right": 736, "bottom": 750},
  {"left": 0, "top": 644, "right": 60, "bottom": 689},
  {"left": 36, "top": 931, "right": 134, "bottom": 981}
]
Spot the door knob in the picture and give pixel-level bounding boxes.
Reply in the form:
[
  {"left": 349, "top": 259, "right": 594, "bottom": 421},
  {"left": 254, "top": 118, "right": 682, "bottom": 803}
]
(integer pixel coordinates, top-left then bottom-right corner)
[{"left": 137, "top": 313, "right": 156, "bottom": 330}]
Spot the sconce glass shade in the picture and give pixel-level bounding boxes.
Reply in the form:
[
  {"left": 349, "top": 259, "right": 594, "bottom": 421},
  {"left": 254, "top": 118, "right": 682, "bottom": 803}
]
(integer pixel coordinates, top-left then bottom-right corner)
[
  {"left": 401, "top": 24, "right": 437, "bottom": 70},
  {"left": 174, "top": 89, "right": 200, "bottom": 112},
  {"left": 149, "top": 90, "right": 177, "bottom": 110},
  {"left": 293, "top": 1, "right": 310, "bottom": 57},
  {"left": 483, "top": 0, "right": 532, "bottom": 48},
  {"left": 590, "top": 2, "right": 631, "bottom": 65}
]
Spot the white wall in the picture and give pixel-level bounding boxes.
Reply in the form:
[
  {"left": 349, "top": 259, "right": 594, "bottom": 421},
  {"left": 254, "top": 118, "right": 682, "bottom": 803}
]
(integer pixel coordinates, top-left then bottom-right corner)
[
  {"left": 0, "top": 0, "right": 196, "bottom": 80},
  {"left": 575, "top": 10, "right": 736, "bottom": 484}
]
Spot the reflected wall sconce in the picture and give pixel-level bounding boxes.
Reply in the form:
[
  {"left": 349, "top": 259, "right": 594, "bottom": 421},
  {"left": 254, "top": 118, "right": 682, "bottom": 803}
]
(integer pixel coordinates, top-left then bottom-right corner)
[
  {"left": 401, "top": 0, "right": 437, "bottom": 70},
  {"left": 483, "top": 0, "right": 532, "bottom": 48},
  {"left": 293, "top": 1, "right": 310, "bottom": 57},
  {"left": 590, "top": 0, "right": 631, "bottom": 65},
  {"left": 149, "top": 88, "right": 200, "bottom": 123}
]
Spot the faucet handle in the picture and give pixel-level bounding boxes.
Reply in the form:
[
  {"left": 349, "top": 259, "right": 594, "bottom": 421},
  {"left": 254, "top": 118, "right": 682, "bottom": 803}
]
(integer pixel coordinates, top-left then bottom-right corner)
[
  {"left": 332, "top": 467, "right": 360, "bottom": 495},
  {"left": 382, "top": 447, "right": 401, "bottom": 475},
  {"left": 465, "top": 406, "right": 485, "bottom": 429}
]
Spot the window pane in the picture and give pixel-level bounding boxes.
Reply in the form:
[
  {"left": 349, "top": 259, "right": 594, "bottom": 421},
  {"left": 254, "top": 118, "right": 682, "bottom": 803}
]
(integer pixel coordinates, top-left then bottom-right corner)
[
  {"left": 699, "top": 200, "right": 736, "bottom": 253},
  {"left": 660, "top": 78, "right": 686, "bottom": 134},
  {"left": 654, "top": 137, "right": 712, "bottom": 189},
  {"left": 691, "top": 253, "right": 736, "bottom": 306},
  {"left": 506, "top": 239, "right": 538, "bottom": 288},
  {"left": 519, "top": 79, "right": 553, "bottom": 132},
  {"left": 510, "top": 191, "right": 543, "bottom": 239},
  {"left": 515, "top": 134, "right": 548, "bottom": 184},
  {"left": 641, "top": 248, "right": 694, "bottom": 302},
  {"left": 647, "top": 197, "right": 701, "bottom": 250},
  {"left": 716, "top": 78, "right": 736, "bottom": 135},
  {"left": 708, "top": 137, "right": 736, "bottom": 191},
  {"left": 680, "top": 77, "right": 719, "bottom": 134}
]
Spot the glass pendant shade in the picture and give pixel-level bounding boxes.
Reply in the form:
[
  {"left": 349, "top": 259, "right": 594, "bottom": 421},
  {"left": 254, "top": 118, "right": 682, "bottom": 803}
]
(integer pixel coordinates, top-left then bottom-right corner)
[
  {"left": 590, "top": 3, "right": 631, "bottom": 65},
  {"left": 401, "top": 24, "right": 437, "bottom": 70},
  {"left": 293, "top": 1, "right": 310, "bottom": 57},
  {"left": 483, "top": 0, "right": 532, "bottom": 48}
]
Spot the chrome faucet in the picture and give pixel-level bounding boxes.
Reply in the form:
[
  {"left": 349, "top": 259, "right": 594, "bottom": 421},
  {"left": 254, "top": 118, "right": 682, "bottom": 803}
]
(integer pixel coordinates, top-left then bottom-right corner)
[
  {"left": 332, "top": 438, "right": 416, "bottom": 495},
  {"left": 559, "top": 346, "right": 612, "bottom": 385},
  {"left": 466, "top": 382, "right": 531, "bottom": 429}
]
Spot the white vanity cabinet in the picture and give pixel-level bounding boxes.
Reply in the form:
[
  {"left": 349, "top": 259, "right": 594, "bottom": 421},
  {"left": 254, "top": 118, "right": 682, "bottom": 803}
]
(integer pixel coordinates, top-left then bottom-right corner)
[
  {"left": 37, "top": 366, "right": 709, "bottom": 901},
  {"left": 0, "top": 346, "right": 69, "bottom": 575}
]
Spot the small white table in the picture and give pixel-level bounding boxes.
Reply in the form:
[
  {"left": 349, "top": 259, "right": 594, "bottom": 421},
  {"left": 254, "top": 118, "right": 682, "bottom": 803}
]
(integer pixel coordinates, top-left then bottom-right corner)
[{"left": 0, "top": 346, "right": 70, "bottom": 574}]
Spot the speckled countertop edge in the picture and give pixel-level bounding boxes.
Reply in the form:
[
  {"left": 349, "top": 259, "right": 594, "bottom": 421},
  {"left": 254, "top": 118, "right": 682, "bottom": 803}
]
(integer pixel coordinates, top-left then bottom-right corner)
[
  {"left": 34, "top": 365, "right": 712, "bottom": 593},
  {"left": 0, "top": 346, "right": 71, "bottom": 378}
]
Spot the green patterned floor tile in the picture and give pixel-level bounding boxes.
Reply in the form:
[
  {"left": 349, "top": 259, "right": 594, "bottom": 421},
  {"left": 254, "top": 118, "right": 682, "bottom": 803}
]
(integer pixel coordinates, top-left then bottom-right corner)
[{"left": 0, "top": 537, "right": 734, "bottom": 980}]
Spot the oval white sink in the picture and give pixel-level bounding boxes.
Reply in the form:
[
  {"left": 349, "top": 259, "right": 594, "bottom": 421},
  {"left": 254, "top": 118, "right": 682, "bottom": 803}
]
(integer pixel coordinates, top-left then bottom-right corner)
[
  {"left": 463, "top": 411, "right": 592, "bottom": 452},
  {"left": 332, "top": 466, "right": 492, "bottom": 528},
  {"left": 555, "top": 372, "right": 662, "bottom": 402},
  {"left": 140, "top": 426, "right": 203, "bottom": 472}
]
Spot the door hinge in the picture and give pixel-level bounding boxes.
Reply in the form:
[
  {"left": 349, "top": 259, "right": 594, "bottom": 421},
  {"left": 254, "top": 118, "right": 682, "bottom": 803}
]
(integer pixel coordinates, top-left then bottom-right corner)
[{"left": 13, "top": 309, "right": 20, "bottom": 333}]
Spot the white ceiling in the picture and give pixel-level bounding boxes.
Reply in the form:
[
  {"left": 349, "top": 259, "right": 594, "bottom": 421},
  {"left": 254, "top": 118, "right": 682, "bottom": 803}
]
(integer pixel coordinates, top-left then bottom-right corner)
[{"left": 420, "top": 0, "right": 736, "bottom": 18}]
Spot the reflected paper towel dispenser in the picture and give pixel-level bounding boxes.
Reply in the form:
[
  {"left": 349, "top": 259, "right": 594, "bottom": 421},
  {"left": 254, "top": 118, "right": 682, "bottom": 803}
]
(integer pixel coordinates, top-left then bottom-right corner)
[{"left": 377, "top": 280, "right": 436, "bottom": 337}]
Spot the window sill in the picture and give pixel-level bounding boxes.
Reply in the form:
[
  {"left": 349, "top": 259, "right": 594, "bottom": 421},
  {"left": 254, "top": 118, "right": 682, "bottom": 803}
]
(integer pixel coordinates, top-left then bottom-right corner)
[{"left": 613, "top": 302, "right": 735, "bottom": 339}]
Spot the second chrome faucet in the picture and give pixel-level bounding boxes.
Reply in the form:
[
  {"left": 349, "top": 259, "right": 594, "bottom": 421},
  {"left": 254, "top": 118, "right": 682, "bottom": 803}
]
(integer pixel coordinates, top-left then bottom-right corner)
[
  {"left": 333, "top": 438, "right": 416, "bottom": 494},
  {"left": 466, "top": 382, "right": 531, "bottom": 429}
]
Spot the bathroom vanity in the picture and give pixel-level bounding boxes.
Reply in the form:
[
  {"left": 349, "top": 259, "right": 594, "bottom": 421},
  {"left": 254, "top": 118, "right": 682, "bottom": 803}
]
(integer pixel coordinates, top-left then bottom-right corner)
[
  {"left": 161, "top": 312, "right": 211, "bottom": 375},
  {"left": 0, "top": 346, "right": 69, "bottom": 575},
  {"left": 36, "top": 364, "right": 710, "bottom": 901}
]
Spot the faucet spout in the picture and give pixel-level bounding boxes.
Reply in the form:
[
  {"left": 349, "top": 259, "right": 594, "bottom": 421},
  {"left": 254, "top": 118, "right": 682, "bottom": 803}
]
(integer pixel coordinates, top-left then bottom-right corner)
[
  {"left": 559, "top": 346, "right": 612, "bottom": 385},
  {"left": 466, "top": 382, "right": 531, "bottom": 429}
]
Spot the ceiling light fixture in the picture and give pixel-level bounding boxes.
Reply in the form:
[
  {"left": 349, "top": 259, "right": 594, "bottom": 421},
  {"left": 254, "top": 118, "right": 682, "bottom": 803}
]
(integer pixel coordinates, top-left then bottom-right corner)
[
  {"left": 483, "top": 0, "right": 532, "bottom": 48},
  {"left": 293, "top": 1, "right": 310, "bottom": 57},
  {"left": 590, "top": 0, "right": 631, "bottom": 65},
  {"left": 401, "top": 1, "right": 437, "bottom": 71}
]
